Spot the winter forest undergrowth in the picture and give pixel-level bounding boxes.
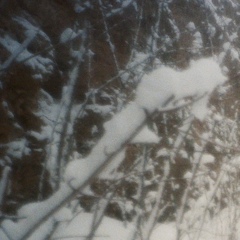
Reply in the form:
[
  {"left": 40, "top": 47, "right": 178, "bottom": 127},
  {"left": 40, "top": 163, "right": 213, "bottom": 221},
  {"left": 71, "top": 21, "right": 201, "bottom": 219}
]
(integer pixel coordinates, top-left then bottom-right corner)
[{"left": 1, "top": 0, "right": 240, "bottom": 239}]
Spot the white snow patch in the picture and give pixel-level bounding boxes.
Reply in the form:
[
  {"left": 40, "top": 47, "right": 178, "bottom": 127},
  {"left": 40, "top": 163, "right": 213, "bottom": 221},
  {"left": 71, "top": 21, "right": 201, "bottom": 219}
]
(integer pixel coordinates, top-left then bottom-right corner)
[
  {"left": 191, "top": 31, "right": 203, "bottom": 53},
  {"left": 191, "top": 95, "right": 209, "bottom": 120},
  {"left": 52, "top": 212, "right": 177, "bottom": 240},
  {"left": 60, "top": 28, "right": 79, "bottom": 44},
  {"left": 18, "top": 202, "right": 41, "bottom": 218},
  {"left": 186, "top": 22, "right": 196, "bottom": 31},
  {"left": 230, "top": 48, "right": 239, "bottom": 61},
  {"left": 184, "top": 171, "right": 193, "bottom": 179},
  {"left": 184, "top": 207, "right": 240, "bottom": 240},
  {"left": 223, "top": 42, "right": 231, "bottom": 51},
  {"left": 201, "top": 154, "right": 215, "bottom": 165},
  {"left": 0, "top": 35, "right": 53, "bottom": 74},
  {"left": 27, "top": 131, "right": 48, "bottom": 141},
  {"left": 6, "top": 139, "right": 31, "bottom": 159},
  {"left": 52, "top": 212, "right": 134, "bottom": 240},
  {"left": 74, "top": 4, "right": 86, "bottom": 13},
  {"left": 131, "top": 126, "right": 160, "bottom": 144},
  {"left": 207, "top": 23, "right": 216, "bottom": 37},
  {"left": 86, "top": 104, "right": 114, "bottom": 117},
  {"left": 157, "top": 148, "right": 169, "bottom": 157},
  {"left": 136, "top": 58, "right": 226, "bottom": 118},
  {"left": 14, "top": 17, "right": 51, "bottom": 42},
  {"left": 65, "top": 102, "right": 146, "bottom": 188},
  {"left": 151, "top": 223, "right": 176, "bottom": 240},
  {"left": 54, "top": 207, "right": 73, "bottom": 222}
]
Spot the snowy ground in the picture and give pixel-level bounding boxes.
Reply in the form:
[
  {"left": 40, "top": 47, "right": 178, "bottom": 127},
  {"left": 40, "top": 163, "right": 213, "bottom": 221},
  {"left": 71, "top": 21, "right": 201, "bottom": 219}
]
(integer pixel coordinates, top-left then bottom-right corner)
[
  {"left": 52, "top": 212, "right": 176, "bottom": 240},
  {"left": 52, "top": 208, "right": 240, "bottom": 240}
]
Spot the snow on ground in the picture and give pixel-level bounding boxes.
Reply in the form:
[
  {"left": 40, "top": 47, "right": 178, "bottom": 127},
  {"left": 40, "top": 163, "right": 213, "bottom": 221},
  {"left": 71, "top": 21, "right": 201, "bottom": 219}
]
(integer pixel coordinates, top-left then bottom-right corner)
[
  {"left": 52, "top": 212, "right": 176, "bottom": 240},
  {"left": 52, "top": 209, "right": 240, "bottom": 240},
  {"left": 182, "top": 207, "right": 240, "bottom": 240},
  {"left": 52, "top": 212, "right": 133, "bottom": 240}
]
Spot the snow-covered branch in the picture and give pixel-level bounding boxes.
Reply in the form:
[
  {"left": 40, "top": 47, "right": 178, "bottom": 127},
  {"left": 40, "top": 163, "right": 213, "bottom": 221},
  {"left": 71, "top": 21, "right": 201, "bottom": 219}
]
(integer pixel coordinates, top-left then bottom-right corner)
[{"left": 0, "top": 58, "right": 226, "bottom": 240}]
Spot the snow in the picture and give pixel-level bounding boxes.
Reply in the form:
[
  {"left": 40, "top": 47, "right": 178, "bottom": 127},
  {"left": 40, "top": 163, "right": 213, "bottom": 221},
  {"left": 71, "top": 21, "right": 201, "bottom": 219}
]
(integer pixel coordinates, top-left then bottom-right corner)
[
  {"left": 0, "top": 35, "right": 54, "bottom": 74},
  {"left": 207, "top": 23, "right": 216, "bottom": 37},
  {"left": 0, "top": 58, "right": 227, "bottom": 240},
  {"left": 74, "top": 4, "right": 86, "bottom": 13},
  {"left": 52, "top": 212, "right": 177, "bottom": 240},
  {"left": 54, "top": 207, "right": 73, "bottom": 222},
  {"left": 0, "top": 183, "right": 73, "bottom": 240},
  {"left": 64, "top": 102, "right": 146, "bottom": 188},
  {"left": 204, "top": 0, "right": 216, "bottom": 12},
  {"left": 52, "top": 210, "right": 240, "bottom": 240},
  {"left": 136, "top": 67, "right": 177, "bottom": 112},
  {"left": 156, "top": 148, "right": 170, "bottom": 157},
  {"left": 201, "top": 154, "right": 215, "bottom": 165},
  {"left": 14, "top": 17, "right": 40, "bottom": 37},
  {"left": 230, "top": 48, "right": 239, "bottom": 60},
  {"left": 106, "top": 0, "right": 135, "bottom": 17},
  {"left": 98, "top": 149, "right": 125, "bottom": 179},
  {"left": 86, "top": 104, "right": 114, "bottom": 117},
  {"left": 136, "top": 58, "right": 226, "bottom": 118},
  {"left": 100, "top": 102, "right": 145, "bottom": 153},
  {"left": 223, "top": 42, "right": 231, "bottom": 51},
  {"left": 186, "top": 22, "right": 196, "bottom": 31},
  {"left": 131, "top": 126, "right": 160, "bottom": 144},
  {"left": 223, "top": 156, "right": 240, "bottom": 173},
  {"left": 192, "top": 31, "right": 203, "bottom": 53},
  {"left": 191, "top": 95, "right": 209, "bottom": 120},
  {"left": 52, "top": 212, "right": 134, "bottom": 240},
  {"left": 64, "top": 158, "right": 93, "bottom": 186},
  {"left": 182, "top": 207, "right": 240, "bottom": 240},
  {"left": 33, "top": 64, "right": 226, "bottom": 205},
  {"left": 6, "top": 139, "right": 31, "bottom": 159},
  {"left": 1, "top": 202, "right": 56, "bottom": 240},
  {"left": 0, "top": 213, "right": 174, "bottom": 240},
  {"left": 213, "top": 113, "right": 224, "bottom": 122},
  {"left": 0, "top": 166, "right": 10, "bottom": 208},
  {"left": 122, "top": 0, "right": 133, "bottom": 8},
  {"left": 169, "top": 19, "right": 180, "bottom": 39},
  {"left": 151, "top": 223, "right": 176, "bottom": 240},
  {"left": 27, "top": 131, "right": 48, "bottom": 141},
  {"left": 229, "top": 32, "right": 238, "bottom": 41},
  {"left": 60, "top": 28, "right": 81, "bottom": 44},
  {"left": 184, "top": 171, "right": 193, "bottom": 179},
  {"left": 14, "top": 17, "right": 51, "bottom": 42}
]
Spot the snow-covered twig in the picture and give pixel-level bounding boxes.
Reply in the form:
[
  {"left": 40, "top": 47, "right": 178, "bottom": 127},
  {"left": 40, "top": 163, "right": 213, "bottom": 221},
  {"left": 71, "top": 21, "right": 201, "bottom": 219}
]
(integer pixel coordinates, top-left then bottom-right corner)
[
  {"left": 141, "top": 159, "right": 170, "bottom": 240},
  {"left": 0, "top": 32, "right": 37, "bottom": 73},
  {"left": 39, "top": 29, "right": 87, "bottom": 191},
  {"left": 0, "top": 166, "right": 11, "bottom": 212},
  {"left": 98, "top": 0, "right": 120, "bottom": 74},
  {"left": 195, "top": 168, "right": 224, "bottom": 240},
  {"left": 176, "top": 134, "right": 210, "bottom": 239}
]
